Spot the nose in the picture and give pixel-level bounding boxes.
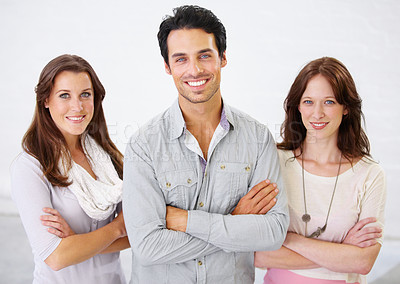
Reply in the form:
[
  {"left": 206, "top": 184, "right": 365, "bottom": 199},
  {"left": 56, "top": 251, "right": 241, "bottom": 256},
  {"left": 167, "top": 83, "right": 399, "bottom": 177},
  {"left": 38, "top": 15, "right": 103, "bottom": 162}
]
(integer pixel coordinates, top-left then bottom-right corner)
[
  {"left": 312, "top": 103, "right": 325, "bottom": 119},
  {"left": 188, "top": 59, "right": 203, "bottom": 76},
  {"left": 70, "top": 97, "right": 83, "bottom": 112}
]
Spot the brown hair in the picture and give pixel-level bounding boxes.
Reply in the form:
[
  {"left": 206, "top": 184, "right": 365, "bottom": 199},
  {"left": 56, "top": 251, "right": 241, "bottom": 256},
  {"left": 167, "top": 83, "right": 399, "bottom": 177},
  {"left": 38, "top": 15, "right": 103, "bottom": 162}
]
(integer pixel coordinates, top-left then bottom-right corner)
[
  {"left": 22, "top": 54, "right": 123, "bottom": 187},
  {"left": 277, "top": 57, "right": 370, "bottom": 161}
]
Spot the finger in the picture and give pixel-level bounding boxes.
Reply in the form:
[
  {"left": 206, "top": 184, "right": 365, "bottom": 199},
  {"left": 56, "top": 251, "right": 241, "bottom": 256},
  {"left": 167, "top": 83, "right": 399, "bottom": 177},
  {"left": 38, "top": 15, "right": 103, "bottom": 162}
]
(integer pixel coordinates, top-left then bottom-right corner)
[
  {"left": 42, "top": 207, "right": 61, "bottom": 216},
  {"left": 47, "top": 227, "right": 64, "bottom": 238},
  {"left": 352, "top": 217, "right": 377, "bottom": 232},
  {"left": 254, "top": 187, "right": 278, "bottom": 210},
  {"left": 258, "top": 198, "right": 277, "bottom": 214},
  {"left": 350, "top": 226, "right": 382, "bottom": 240},
  {"left": 42, "top": 220, "right": 62, "bottom": 230},
  {"left": 359, "top": 226, "right": 382, "bottom": 234},
  {"left": 357, "top": 239, "right": 378, "bottom": 248},
  {"left": 246, "top": 180, "right": 271, "bottom": 199},
  {"left": 253, "top": 183, "right": 277, "bottom": 204},
  {"left": 357, "top": 232, "right": 382, "bottom": 243},
  {"left": 40, "top": 215, "right": 61, "bottom": 222}
]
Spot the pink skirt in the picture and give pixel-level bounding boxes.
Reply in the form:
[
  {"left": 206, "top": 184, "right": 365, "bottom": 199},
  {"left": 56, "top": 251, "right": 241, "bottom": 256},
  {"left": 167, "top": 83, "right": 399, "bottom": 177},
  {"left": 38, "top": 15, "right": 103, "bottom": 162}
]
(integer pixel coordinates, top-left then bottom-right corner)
[{"left": 263, "top": 269, "right": 360, "bottom": 284}]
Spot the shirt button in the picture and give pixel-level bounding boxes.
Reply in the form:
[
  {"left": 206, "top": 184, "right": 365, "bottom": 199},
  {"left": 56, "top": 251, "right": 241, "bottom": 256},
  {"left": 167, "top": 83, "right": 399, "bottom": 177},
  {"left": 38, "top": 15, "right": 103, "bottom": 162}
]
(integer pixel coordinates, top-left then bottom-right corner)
[
  {"left": 198, "top": 260, "right": 203, "bottom": 266},
  {"left": 166, "top": 182, "right": 171, "bottom": 188},
  {"left": 220, "top": 165, "right": 225, "bottom": 170},
  {"left": 199, "top": 202, "right": 204, "bottom": 207},
  {"left": 245, "top": 166, "right": 251, "bottom": 172},
  {"left": 187, "top": 178, "right": 192, "bottom": 184}
]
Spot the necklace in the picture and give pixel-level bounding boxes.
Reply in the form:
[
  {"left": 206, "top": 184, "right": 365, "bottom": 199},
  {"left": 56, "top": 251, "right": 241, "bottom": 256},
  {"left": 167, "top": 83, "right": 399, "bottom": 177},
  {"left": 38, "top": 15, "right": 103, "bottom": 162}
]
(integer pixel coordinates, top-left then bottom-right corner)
[{"left": 301, "top": 154, "right": 342, "bottom": 238}]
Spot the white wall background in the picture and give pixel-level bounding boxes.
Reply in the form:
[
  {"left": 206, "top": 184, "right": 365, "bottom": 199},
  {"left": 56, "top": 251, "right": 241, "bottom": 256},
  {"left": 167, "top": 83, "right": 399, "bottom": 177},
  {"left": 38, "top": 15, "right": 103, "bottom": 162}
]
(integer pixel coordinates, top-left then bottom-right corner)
[{"left": 0, "top": 0, "right": 399, "bottom": 245}]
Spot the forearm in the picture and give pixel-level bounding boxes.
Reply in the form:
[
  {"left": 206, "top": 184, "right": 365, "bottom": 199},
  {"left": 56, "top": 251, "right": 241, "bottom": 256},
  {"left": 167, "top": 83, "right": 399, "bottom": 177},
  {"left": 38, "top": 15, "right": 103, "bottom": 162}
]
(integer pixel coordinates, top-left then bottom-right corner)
[
  {"left": 284, "top": 233, "right": 381, "bottom": 274},
  {"left": 45, "top": 221, "right": 123, "bottom": 270},
  {"left": 255, "top": 246, "right": 319, "bottom": 270},
  {"left": 100, "top": 237, "right": 130, "bottom": 254},
  {"left": 186, "top": 210, "right": 289, "bottom": 252}
]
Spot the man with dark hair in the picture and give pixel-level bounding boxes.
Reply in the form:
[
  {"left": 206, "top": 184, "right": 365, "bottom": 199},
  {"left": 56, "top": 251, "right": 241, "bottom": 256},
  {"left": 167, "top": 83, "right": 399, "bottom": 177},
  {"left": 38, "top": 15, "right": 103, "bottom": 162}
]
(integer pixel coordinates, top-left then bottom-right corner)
[{"left": 123, "top": 5, "right": 289, "bottom": 283}]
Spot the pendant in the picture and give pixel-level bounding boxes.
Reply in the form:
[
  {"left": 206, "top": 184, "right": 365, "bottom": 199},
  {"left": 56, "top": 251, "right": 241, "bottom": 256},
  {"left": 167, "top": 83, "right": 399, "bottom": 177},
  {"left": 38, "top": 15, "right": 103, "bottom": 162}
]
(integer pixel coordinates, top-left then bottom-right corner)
[
  {"left": 302, "top": 213, "right": 311, "bottom": 223},
  {"left": 307, "top": 224, "right": 327, "bottom": 238}
]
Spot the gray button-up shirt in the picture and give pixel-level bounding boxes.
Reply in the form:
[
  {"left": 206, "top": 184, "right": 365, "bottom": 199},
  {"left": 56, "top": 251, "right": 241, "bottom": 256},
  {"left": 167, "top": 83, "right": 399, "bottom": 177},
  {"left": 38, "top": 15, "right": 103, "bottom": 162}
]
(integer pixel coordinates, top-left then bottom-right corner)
[{"left": 123, "top": 99, "right": 289, "bottom": 284}]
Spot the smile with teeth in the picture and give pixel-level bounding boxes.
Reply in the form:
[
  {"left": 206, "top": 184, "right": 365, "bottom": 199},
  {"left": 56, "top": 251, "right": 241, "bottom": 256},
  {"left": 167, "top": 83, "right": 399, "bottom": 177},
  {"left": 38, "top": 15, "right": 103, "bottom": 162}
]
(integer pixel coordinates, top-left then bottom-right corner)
[
  {"left": 67, "top": 115, "right": 85, "bottom": 121},
  {"left": 187, "top": 79, "right": 207, "bottom": 87},
  {"left": 311, "top": 122, "right": 328, "bottom": 127}
]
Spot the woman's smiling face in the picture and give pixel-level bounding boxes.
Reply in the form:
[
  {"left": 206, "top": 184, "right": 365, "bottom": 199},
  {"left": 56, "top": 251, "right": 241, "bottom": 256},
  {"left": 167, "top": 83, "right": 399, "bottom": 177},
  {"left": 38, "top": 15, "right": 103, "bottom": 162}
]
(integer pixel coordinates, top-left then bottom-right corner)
[{"left": 45, "top": 71, "right": 94, "bottom": 144}]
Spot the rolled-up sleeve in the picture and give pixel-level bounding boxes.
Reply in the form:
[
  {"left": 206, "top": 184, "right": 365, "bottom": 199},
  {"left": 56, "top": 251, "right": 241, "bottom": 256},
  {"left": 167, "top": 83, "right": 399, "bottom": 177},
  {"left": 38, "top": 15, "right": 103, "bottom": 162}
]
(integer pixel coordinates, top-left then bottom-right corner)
[{"left": 185, "top": 128, "right": 289, "bottom": 252}]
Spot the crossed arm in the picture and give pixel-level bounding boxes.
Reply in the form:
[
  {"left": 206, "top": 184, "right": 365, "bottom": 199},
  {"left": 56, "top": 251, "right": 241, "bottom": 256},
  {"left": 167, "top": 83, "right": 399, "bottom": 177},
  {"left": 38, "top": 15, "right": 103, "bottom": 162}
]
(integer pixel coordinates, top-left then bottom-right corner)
[
  {"left": 254, "top": 164, "right": 386, "bottom": 275},
  {"left": 254, "top": 217, "right": 382, "bottom": 274},
  {"left": 122, "top": 132, "right": 289, "bottom": 265},
  {"left": 42, "top": 210, "right": 130, "bottom": 271},
  {"left": 11, "top": 154, "right": 130, "bottom": 272},
  {"left": 166, "top": 179, "right": 280, "bottom": 231},
  {"left": 167, "top": 186, "right": 382, "bottom": 275}
]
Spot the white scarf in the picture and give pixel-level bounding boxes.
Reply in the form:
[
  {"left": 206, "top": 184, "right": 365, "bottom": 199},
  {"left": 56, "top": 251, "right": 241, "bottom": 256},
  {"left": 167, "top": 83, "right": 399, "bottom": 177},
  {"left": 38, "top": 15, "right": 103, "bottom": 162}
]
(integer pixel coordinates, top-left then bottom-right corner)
[{"left": 61, "top": 135, "right": 122, "bottom": 221}]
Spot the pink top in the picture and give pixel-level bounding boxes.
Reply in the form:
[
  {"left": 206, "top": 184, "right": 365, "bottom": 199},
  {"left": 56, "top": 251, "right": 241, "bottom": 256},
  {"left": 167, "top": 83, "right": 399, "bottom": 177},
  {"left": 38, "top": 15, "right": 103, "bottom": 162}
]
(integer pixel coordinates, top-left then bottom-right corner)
[{"left": 264, "top": 269, "right": 360, "bottom": 284}]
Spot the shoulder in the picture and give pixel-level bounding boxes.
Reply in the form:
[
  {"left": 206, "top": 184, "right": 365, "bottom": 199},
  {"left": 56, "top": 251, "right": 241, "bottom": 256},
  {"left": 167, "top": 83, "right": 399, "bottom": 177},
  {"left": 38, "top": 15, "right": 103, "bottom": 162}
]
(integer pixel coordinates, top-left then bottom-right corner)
[
  {"left": 228, "top": 104, "right": 265, "bottom": 127},
  {"left": 354, "top": 157, "right": 386, "bottom": 184},
  {"left": 277, "top": 149, "right": 293, "bottom": 160},
  {"left": 356, "top": 157, "right": 385, "bottom": 176},
  {"left": 10, "top": 151, "right": 51, "bottom": 195},
  {"left": 11, "top": 151, "right": 42, "bottom": 174},
  {"left": 226, "top": 104, "right": 271, "bottom": 140},
  {"left": 128, "top": 108, "right": 171, "bottom": 144},
  {"left": 277, "top": 149, "right": 297, "bottom": 169}
]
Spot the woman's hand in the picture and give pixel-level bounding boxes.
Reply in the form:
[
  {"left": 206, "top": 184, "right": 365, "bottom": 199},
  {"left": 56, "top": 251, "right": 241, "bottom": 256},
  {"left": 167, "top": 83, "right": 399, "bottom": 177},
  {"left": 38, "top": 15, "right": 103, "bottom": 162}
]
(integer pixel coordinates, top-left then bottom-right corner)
[
  {"left": 40, "top": 207, "right": 75, "bottom": 238},
  {"left": 111, "top": 211, "right": 127, "bottom": 238},
  {"left": 343, "top": 217, "right": 382, "bottom": 248}
]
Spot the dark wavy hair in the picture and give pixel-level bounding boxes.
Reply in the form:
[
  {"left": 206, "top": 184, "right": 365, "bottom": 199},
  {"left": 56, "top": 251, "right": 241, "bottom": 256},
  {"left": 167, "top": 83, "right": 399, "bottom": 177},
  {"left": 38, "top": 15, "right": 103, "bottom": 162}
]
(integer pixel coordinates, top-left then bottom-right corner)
[
  {"left": 22, "top": 54, "right": 123, "bottom": 187},
  {"left": 157, "top": 5, "right": 227, "bottom": 66},
  {"left": 278, "top": 57, "right": 370, "bottom": 161}
]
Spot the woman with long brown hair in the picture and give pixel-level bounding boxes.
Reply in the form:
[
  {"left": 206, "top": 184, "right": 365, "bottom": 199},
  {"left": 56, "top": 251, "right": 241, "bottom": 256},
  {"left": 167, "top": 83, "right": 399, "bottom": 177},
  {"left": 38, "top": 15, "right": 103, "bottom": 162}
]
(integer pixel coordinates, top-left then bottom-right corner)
[
  {"left": 255, "top": 57, "right": 386, "bottom": 284},
  {"left": 11, "top": 54, "right": 129, "bottom": 283}
]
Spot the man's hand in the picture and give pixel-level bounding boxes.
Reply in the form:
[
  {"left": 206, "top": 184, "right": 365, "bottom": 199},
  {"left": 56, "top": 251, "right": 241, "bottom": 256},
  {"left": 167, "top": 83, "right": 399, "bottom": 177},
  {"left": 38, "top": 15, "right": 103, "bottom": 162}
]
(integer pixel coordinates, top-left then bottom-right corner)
[
  {"left": 166, "top": 206, "right": 188, "bottom": 232},
  {"left": 343, "top": 217, "right": 382, "bottom": 248},
  {"left": 231, "top": 180, "right": 278, "bottom": 215}
]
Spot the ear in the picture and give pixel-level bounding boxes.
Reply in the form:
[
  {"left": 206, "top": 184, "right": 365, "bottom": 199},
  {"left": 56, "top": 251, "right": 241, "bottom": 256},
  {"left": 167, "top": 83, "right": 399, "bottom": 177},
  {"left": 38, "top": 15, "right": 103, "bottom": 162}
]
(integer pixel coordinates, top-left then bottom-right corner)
[
  {"left": 343, "top": 107, "right": 348, "bottom": 116},
  {"left": 164, "top": 61, "right": 171, "bottom": 75},
  {"left": 44, "top": 98, "right": 49, "bottom": 108},
  {"left": 220, "top": 51, "right": 227, "bottom": 68}
]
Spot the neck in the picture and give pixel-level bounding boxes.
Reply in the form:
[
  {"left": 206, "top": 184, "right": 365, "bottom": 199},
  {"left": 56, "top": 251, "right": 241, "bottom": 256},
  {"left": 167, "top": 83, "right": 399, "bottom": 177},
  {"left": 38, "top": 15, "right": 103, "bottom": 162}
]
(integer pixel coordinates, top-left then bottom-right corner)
[
  {"left": 179, "top": 93, "right": 222, "bottom": 136},
  {"left": 179, "top": 94, "right": 222, "bottom": 160},
  {"left": 301, "top": 135, "right": 341, "bottom": 164},
  {"left": 64, "top": 135, "right": 82, "bottom": 154}
]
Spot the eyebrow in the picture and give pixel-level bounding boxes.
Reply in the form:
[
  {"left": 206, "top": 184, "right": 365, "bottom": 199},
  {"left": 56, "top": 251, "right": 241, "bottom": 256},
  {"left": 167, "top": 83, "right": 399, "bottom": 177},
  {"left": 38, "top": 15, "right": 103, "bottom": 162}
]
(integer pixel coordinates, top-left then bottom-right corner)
[
  {"left": 301, "top": 96, "right": 337, "bottom": 101},
  {"left": 171, "top": 52, "right": 186, "bottom": 59},
  {"left": 198, "top": 48, "right": 213, "bottom": 54},
  {"left": 55, "top": 88, "right": 93, "bottom": 94}
]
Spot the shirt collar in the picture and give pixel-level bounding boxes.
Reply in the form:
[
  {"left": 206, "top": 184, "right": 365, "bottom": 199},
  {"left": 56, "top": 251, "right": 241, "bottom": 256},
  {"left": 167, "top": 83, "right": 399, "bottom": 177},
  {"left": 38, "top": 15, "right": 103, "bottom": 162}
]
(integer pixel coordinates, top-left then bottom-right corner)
[
  {"left": 169, "top": 99, "right": 186, "bottom": 140},
  {"left": 169, "top": 98, "right": 236, "bottom": 141}
]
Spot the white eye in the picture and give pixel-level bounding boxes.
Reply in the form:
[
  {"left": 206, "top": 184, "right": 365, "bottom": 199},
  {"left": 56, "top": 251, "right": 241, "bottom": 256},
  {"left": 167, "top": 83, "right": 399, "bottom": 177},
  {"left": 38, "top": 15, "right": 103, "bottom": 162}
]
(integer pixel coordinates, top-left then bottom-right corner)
[
  {"left": 81, "top": 92, "right": 91, "bottom": 98},
  {"left": 59, "top": 93, "right": 69, "bottom": 99}
]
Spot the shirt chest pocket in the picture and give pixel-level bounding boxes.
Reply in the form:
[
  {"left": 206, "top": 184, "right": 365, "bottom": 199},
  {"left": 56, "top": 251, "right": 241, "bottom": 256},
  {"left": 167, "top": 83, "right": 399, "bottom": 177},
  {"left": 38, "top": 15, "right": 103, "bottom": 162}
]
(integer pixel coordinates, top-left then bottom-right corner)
[
  {"left": 212, "top": 162, "right": 251, "bottom": 214},
  {"left": 158, "top": 169, "right": 198, "bottom": 209}
]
